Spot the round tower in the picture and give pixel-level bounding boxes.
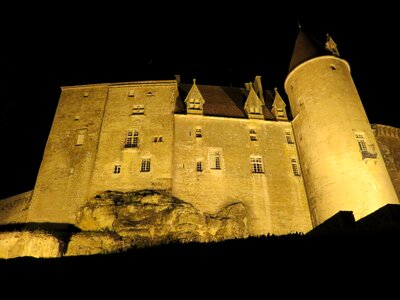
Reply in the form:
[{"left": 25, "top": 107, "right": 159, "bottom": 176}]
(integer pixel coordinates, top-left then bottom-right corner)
[{"left": 284, "top": 31, "right": 399, "bottom": 226}]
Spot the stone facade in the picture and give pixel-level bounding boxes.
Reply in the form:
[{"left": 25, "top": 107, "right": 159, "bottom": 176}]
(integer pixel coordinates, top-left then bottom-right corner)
[{"left": 3, "top": 30, "right": 398, "bottom": 238}]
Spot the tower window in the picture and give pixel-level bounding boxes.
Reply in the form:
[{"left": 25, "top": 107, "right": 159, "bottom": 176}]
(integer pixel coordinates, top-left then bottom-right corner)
[
  {"left": 355, "top": 132, "right": 377, "bottom": 159},
  {"left": 195, "top": 128, "right": 202, "bottom": 138},
  {"left": 210, "top": 151, "right": 221, "bottom": 170},
  {"left": 285, "top": 131, "right": 294, "bottom": 144},
  {"left": 250, "top": 156, "right": 264, "bottom": 173},
  {"left": 125, "top": 130, "right": 139, "bottom": 148},
  {"left": 140, "top": 159, "right": 151, "bottom": 172},
  {"left": 291, "top": 158, "right": 301, "bottom": 176},
  {"left": 196, "top": 161, "right": 203, "bottom": 172},
  {"left": 132, "top": 105, "right": 145, "bottom": 115},
  {"left": 113, "top": 164, "right": 121, "bottom": 174},
  {"left": 249, "top": 129, "right": 257, "bottom": 141},
  {"left": 355, "top": 133, "right": 367, "bottom": 151}
]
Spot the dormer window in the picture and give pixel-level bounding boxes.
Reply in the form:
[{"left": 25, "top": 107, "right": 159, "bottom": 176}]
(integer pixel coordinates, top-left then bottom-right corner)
[
  {"left": 188, "top": 99, "right": 201, "bottom": 110},
  {"left": 185, "top": 79, "right": 205, "bottom": 115}
]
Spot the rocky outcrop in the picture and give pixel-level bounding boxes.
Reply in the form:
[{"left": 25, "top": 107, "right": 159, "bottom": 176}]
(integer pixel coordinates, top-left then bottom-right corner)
[
  {"left": 66, "top": 232, "right": 122, "bottom": 256},
  {"left": 69, "top": 190, "right": 248, "bottom": 255},
  {"left": 0, "top": 231, "right": 62, "bottom": 259}
]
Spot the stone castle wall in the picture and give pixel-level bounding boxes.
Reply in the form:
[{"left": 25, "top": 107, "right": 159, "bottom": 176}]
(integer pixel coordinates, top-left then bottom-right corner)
[
  {"left": 173, "top": 114, "right": 312, "bottom": 235},
  {"left": 374, "top": 124, "right": 400, "bottom": 199}
]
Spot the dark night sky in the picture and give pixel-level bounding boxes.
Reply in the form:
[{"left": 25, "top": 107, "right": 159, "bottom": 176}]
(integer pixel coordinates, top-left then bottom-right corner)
[{"left": 0, "top": 5, "right": 398, "bottom": 199}]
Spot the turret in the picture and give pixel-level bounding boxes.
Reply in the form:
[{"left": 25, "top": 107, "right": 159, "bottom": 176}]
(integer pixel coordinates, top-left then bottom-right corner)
[{"left": 285, "top": 30, "right": 399, "bottom": 226}]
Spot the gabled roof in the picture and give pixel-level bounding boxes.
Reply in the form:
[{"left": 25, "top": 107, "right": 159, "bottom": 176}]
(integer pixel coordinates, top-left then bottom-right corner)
[
  {"left": 289, "top": 30, "right": 329, "bottom": 72},
  {"left": 272, "top": 88, "right": 286, "bottom": 108},
  {"left": 177, "top": 84, "right": 276, "bottom": 120},
  {"left": 184, "top": 79, "right": 205, "bottom": 105}
]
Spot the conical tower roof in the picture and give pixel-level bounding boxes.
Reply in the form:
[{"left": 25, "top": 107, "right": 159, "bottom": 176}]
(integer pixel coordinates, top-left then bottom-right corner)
[{"left": 289, "top": 29, "right": 328, "bottom": 72}]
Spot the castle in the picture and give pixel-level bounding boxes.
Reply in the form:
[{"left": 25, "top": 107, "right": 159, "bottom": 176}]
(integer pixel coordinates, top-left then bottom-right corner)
[{"left": 3, "top": 30, "right": 400, "bottom": 237}]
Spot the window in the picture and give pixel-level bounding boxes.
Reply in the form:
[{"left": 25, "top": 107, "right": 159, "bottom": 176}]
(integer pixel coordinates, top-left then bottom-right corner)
[
  {"left": 125, "top": 130, "right": 139, "bottom": 148},
  {"left": 285, "top": 131, "right": 294, "bottom": 144},
  {"left": 132, "top": 105, "right": 145, "bottom": 115},
  {"left": 277, "top": 108, "right": 285, "bottom": 117},
  {"left": 249, "top": 129, "right": 257, "bottom": 141},
  {"left": 250, "top": 156, "right": 264, "bottom": 173},
  {"left": 128, "top": 90, "right": 135, "bottom": 97},
  {"left": 210, "top": 151, "right": 221, "bottom": 170},
  {"left": 83, "top": 91, "right": 90, "bottom": 97},
  {"left": 140, "top": 159, "right": 151, "bottom": 172},
  {"left": 291, "top": 159, "right": 301, "bottom": 176},
  {"left": 113, "top": 164, "right": 121, "bottom": 174},
  {"left": 153, "top": 136, "right": 163, "bottom": 142},
  {"left": 195, "top": 128, "right": 202, "bottom": 138},
  {"left": 188, "top": 99, "right": 201, "bottom": 110},
  {"left": 196, "top": 161, "right": 203, "bottom": 172},
  {"left": 355, "top": 133, "right": 367, "bottom": 152},
  {"left": 250, "top": 106, "right": 262, "bottom": 114},
  {"left": 355, "top": 132, "right": 377, "bottom": 159},
  {"left": 76, "top": 134, "right": 85, "bottom": 146}
]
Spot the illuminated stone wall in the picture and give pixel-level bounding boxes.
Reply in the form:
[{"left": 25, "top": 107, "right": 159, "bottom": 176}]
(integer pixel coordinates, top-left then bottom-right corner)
[
  {"left": 27, "top": 85, "right": 109, "bottom": 224},
  {"left": 88, "top": 81, "right": 177, "bottom": 196},
  {"left": 285, "top": 56, "right": 399, "bottom": 226},
  {"left": 374, "top": 124, "right": 400, "bottom": 198},
  {"left": 172, "top": 114, "right": 312, "bottom": 236}
]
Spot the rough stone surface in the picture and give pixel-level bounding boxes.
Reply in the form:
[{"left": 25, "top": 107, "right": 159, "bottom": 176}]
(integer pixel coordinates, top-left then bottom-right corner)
[
  {"left": 0, "top": 231, "right": 62, "bottom": 259},
  {"left": 69, "top": 190, "right": 248, "bottom": 255},
  {"left": 0, "top": 191, "right": 32, "bottom": 225},
  {"left": 66, "top": 232, "right": 122, "bottom": 256}
]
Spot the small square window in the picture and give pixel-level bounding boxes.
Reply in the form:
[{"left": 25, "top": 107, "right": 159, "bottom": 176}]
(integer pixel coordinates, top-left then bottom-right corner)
[
  {"left": 113, "top": 164, "right": 121, "bottom": 174},
  {"left": 195, "top": 128, "right": 202, "bottom": 138},
  {"left": 285, "top": 131, "right": 294, "bottom": 144},
  {"left": 132, "top": 105, "right": 145, "bottom": 115},
  {"left": 249, "top": 129, "right": 257, "bottom": 141}
]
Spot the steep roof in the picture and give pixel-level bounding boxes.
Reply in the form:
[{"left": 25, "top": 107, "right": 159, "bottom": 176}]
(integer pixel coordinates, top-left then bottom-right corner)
[
  {"left": 177, "top": 84, "right": 276, "bottom": 120},
  {"left": 289, "top": 30, "right": 329, "bottom": 72}
]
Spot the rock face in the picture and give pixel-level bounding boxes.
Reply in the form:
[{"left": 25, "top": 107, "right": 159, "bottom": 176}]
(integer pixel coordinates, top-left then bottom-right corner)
[
  {"left": 68, "top": 190, "right": 248, "bottom": 255},
  {"left": 0, "top": 231, "right": 62, "bottom": 259}
]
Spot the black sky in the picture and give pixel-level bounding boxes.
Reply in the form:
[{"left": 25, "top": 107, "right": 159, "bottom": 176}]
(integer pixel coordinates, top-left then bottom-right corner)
[{"left": 0, "top": 5, "right": 398, "bottom": 199}]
